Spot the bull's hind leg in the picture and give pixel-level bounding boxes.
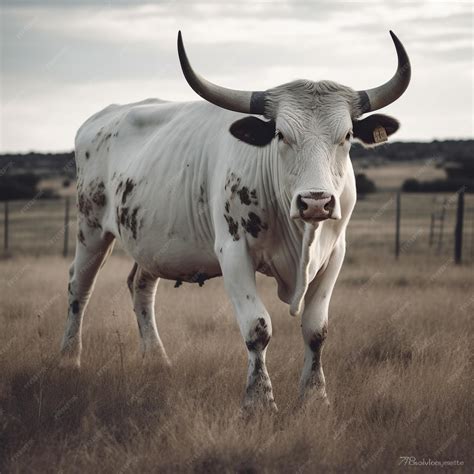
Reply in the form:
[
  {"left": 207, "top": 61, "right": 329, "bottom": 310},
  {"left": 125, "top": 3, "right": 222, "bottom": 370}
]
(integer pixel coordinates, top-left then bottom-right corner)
[
  {"left": 60, "top": 231, "right": 115, "bottom": 367},
  {"left": 128, "top": 265, "right": 170, "bottom": 365}
]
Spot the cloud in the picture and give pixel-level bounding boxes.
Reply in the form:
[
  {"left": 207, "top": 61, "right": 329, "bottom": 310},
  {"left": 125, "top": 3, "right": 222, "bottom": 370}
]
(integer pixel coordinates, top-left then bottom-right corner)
[{"left": 1, "top": 1, "right": 473, "bottom": 151}]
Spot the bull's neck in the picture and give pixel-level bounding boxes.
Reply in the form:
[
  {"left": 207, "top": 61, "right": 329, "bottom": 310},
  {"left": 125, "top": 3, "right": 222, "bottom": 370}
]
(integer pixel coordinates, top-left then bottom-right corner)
[{"left": 248, "top": 140, "right": 312, "bottom": 308}]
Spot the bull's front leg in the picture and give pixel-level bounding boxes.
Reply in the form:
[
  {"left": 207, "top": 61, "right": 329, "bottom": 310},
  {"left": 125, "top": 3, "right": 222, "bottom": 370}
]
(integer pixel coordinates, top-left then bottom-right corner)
[
  {"left": 219, "top": 241, "right": 277, "bottom": 412},
  {"left": 300, "top": 237, "right": 346, "bottom": 403}
]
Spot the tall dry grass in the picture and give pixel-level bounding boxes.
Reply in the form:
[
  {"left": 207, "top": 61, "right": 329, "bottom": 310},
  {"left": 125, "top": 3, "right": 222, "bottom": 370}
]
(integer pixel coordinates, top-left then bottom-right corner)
[{"left": 0, "top": 255, "right": 472, "bottom": 473}]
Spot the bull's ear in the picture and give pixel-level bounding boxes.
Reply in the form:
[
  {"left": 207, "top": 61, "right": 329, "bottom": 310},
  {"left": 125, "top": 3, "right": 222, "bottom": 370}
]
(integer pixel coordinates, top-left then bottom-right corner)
[
  {"left": 229, "top": 116, "right": 276, "bottom": 147},
  {"left": 353, "top": 114, "right": 399, "bottom": 147}
]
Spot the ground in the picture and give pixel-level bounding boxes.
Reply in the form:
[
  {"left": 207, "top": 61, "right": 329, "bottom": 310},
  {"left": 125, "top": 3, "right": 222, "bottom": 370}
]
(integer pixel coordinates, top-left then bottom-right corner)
[{"left": 0, "top": 253, "right": 471, "bottom": 473}]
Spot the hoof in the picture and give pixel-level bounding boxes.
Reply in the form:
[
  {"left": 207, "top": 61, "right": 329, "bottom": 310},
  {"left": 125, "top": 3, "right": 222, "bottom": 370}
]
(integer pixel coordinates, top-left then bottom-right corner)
[
  {"left": 60, "top": 338, "right": 81, "bottom": 369},
  {"left": 142, "top": 350, "right": 172, "bottom": 370},
  {"left": 242, "top": 398, "right": 278, "bottom": 416},
  {"left": 299, "top": 389, "right": 330, "bottom": 409},
  {"left": 58, "top": 356, "right": 81, "bottom": 370}
]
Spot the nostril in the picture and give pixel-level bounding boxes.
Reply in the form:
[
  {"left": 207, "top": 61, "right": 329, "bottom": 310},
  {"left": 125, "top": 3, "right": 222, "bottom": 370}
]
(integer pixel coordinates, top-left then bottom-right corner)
[
  {"left": 324, "top": 195, "right": 335, "bottom": 212},
  {"left": 296, "top": 195, "right": 308, "bottom": 211}
]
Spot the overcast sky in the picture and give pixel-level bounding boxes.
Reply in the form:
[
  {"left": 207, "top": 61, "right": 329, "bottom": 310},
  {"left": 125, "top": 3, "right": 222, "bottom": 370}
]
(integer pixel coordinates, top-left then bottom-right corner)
[{"left": 1, "top": 0, "right": 473, "bottom": 152}]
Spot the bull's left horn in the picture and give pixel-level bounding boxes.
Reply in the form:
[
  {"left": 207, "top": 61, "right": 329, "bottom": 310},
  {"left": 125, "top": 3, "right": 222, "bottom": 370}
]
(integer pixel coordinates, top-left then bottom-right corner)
[
  {"left": 358, "top": 30, "right": 411, "bottom": 113},
  {"left": 177, "top": 31, "right": 266, "bottom": 115}
]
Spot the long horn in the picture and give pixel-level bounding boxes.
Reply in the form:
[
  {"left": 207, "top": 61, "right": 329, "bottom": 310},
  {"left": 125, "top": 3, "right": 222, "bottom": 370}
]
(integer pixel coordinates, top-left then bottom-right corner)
[
  {"left": 177, "top": 31, "right": 266, "bottom": 115},
  {"left": 358, "top": 31, "right": 411, "bottom": 113}
]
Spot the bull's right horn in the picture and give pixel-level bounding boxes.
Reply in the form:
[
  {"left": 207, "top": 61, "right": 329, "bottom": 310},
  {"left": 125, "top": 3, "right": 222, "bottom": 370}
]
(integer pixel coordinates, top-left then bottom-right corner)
[{"left": 177, "top": 31, "right": 266, "bottom": 115}]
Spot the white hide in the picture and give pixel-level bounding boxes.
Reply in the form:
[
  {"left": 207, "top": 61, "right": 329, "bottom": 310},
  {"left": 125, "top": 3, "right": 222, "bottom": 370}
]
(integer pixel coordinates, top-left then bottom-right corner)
[{"left": 75, "top": 97, "right": 356, "bottom": 315}]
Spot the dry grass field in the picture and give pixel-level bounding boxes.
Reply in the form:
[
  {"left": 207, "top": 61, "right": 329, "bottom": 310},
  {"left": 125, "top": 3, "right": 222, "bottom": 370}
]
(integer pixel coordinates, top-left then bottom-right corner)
[{"left": 0, "top": 253, "right": 472, "bottom": 473}]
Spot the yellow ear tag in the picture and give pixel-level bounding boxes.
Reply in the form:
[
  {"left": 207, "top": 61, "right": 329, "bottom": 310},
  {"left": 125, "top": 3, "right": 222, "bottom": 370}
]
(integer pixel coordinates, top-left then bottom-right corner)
[{"left": 373, "top": 126, "right": 388, "bottom": 143}]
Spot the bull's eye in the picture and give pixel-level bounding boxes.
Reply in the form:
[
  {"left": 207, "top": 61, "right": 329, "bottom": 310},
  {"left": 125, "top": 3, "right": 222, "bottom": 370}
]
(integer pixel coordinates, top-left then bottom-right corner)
[
  {"left": 340, "top": 131, "right": 352, "bottom": 146},
  {"left": 277, "top": 131, "right": 290, "bottom": 145}
]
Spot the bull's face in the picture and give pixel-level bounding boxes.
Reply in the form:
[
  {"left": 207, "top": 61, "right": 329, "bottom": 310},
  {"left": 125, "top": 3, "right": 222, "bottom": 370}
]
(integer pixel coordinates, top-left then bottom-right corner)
[
  {"left": 229, "top": 82, "right": 400, "bottom": 223},
  {"left": 275, "top": 92, "right": 354, "bottom": 222},
  {"left": 177, "top": 30, "right": 410, "bottom": 223}
]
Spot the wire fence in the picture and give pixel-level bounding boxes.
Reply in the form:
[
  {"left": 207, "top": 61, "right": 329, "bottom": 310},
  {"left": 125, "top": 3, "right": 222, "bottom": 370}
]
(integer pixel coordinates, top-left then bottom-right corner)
[
  {"left": 1, "top": 191, "right": 473, "bottom": 263},
  {"left": 347, "top": 190, "right": 474, "bottom": 263}
]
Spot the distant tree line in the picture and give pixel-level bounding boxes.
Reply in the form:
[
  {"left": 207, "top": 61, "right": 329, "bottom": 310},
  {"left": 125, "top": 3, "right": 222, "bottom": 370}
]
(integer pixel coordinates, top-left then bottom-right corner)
[
  {"left": 0, "top": 139, "right": 472, "bottom": 199},
  {"left": 0, "top": 152, "right": 76, "bottom": 180},
  {"left": 0, "top": 152, "right": 75, "bottom": 201},
  {"left": 350, "top": 139, "right": 473, "bottom": 162}
]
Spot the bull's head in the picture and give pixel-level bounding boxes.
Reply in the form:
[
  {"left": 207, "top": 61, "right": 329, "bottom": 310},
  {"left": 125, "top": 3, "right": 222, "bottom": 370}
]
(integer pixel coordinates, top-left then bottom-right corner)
[{"left": 177, "top": 31, "right": 410, "bottom": 223}]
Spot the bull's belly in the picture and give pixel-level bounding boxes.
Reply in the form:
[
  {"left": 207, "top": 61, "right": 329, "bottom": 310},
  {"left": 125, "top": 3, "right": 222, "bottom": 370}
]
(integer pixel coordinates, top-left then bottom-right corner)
[
  {"left": 121, "top": 233, "right": 222, "bottom": 285},
  {"left": 153, "top": 253, "right": 222, "bottom": 285}
]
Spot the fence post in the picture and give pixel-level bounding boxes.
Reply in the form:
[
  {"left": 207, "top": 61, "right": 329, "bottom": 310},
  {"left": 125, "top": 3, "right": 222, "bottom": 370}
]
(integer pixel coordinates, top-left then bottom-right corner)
[
  {"left": 437, "top": 198, "right": 446, "bottom": 255},
  {"left": 454, "top": 188, "right": 465, "bottom": 265},
  {"left": 3, "top": 200, "right": 9, "bottom": 254},
  {"left": 429, "top": 213, "right": 435, "bottom": 247},
  {"left": 395, "top": 190, "right": 401, "bottom": 259},
  {"left": 63, "top": 197, "right": 70, "bottom": 257}
]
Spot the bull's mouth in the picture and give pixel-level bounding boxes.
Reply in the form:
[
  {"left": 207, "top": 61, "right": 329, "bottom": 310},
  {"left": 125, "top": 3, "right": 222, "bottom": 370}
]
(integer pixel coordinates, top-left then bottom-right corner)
[{"left": 300, "top": 214, "right": 330, "bottom": 223}]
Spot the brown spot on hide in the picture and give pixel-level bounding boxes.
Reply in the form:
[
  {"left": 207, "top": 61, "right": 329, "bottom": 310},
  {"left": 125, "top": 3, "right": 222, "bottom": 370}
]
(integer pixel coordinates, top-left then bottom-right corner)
[
  {"left": 115, "top": 207, "right": 121, "bottom": 236},
  {"left": 309, "top": 324, "right": 328, "bottom": 371},
  {"left": 127, "top": 263, "right": 138, "bottom": 293},
  {"left": 237, "top": 186, "right": 251, "bottom": 205},
  {"left": 224, "top": 214, "right": 240, "bottom": 241},
  {"left": 198, "top": 185, "right": 206, "bottom": 204},
  {"left": 246, "top": 318, "right": 270, "bottom": 352},
  {"left": 91, "top": 181, "right": 106, "bottom": 207},
  {"left": 226, "top": 172, "right": 242, "bottom": 195},
  {"left": 78, "top": 193, "right": 92, "bottom": 216},
  {"left": 78, "top": 229, "right": 86, "bottom": 245},
  {"left": 309, "top": 325, "right": 328, "bottom": 352},
  {"left": 118, "top": 206, "right": 140, "bottom": 239},
  {"left": 130, "top": 208, "right": 139, "bottom": 239},
  {"left": 77, "top": 190, "right": 102, "bottom": 230},
  {"left": 71, "top": 300, "right": 80, "bottom": 314},
  {"left": 121, "top": 179, "right": 135, "bottom": 204},
  {"left": 241, "top": 212, "right": 268, "bottom": 238},
  {"left": 253, "top": 356, "right": 263, "bottom": 374}
]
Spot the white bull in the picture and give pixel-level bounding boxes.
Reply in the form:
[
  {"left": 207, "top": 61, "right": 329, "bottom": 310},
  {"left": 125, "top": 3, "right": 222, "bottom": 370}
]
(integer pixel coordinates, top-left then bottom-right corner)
[{"left": 61, "top": 31, "right": 411, "bottom": 411}]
